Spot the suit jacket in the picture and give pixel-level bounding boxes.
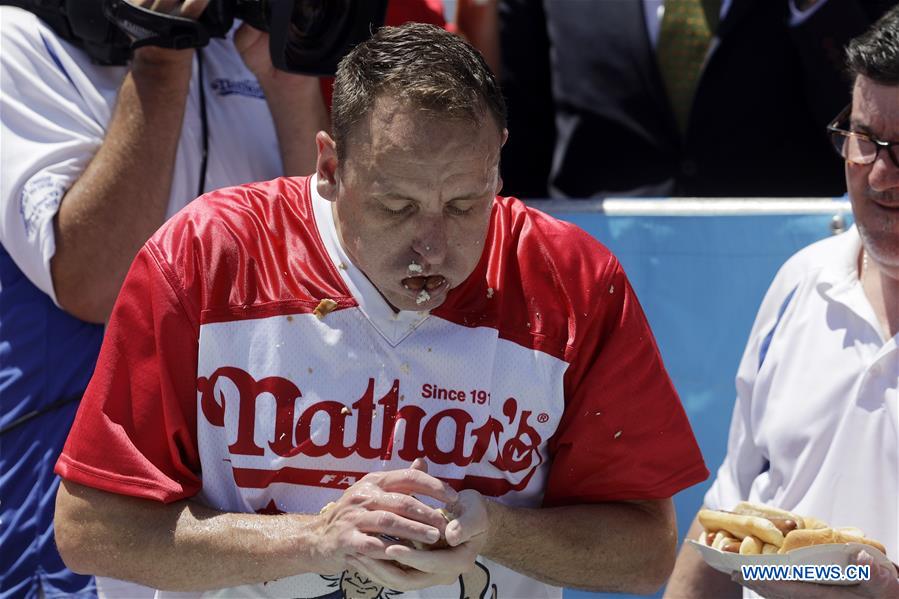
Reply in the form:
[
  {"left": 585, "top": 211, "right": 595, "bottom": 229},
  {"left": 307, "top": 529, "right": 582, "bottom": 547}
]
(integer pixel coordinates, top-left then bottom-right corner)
[{"left": 499, "top": 0, "right": 893, "bottom": 198}]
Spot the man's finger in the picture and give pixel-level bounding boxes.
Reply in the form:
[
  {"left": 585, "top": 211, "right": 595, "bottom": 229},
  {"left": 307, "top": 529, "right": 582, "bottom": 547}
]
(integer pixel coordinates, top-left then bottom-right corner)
[
  {"left": 444, "top": 490, "right": 488, "bottom": 547},
  {"left": 345, "top": 490, "right": 453, "bottom": 531},
  {"left": 355, "top": 510, "right": 441, "bottom": 546},
  {"left": 375, "top": 468, "right": 458, "bottom": 504},
  {"left": 178, "top": 0, "right": 210, "bottom": 19}
]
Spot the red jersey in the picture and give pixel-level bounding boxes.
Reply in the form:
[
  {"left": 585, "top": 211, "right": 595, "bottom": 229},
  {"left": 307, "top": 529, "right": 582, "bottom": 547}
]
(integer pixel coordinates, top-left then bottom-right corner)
[{"left": 57, "top": 176, "right": 707, "bottom": 597}]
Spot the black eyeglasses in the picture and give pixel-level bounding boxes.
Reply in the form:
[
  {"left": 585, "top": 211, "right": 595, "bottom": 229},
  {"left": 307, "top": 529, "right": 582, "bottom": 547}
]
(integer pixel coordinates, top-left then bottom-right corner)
[{"left": 827, "top": 105, "right": 899, "bottom": 168}]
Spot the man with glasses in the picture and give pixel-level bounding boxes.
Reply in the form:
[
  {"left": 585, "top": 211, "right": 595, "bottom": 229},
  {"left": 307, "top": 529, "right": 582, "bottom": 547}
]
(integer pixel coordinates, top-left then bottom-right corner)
[{"left": 665, "top": 7, "right": 899, "bottom": 598}]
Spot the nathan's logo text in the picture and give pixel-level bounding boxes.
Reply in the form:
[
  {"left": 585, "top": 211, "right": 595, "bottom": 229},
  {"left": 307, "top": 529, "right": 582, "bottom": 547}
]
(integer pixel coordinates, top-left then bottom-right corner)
[{"left": 197, "top": 367, "right": 544, "bottom": 474}]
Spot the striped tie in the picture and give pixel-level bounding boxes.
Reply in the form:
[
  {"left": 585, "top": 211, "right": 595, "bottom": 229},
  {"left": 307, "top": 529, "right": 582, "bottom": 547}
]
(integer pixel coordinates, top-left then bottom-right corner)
[{"left": 656, "top": 0, "right": 720, "bottom": 135}]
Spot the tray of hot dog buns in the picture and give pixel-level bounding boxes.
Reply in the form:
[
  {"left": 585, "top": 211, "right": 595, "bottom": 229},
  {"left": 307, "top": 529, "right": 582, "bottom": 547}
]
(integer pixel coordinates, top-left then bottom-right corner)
[{"left": 687, "top": 502, "right": 897, "bottom": 585}]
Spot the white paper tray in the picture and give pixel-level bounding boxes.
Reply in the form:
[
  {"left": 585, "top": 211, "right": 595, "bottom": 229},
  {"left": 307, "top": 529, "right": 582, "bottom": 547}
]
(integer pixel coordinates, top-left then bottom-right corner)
[{"left": 688, "top": 540, "right": 894, "bottom": 586}]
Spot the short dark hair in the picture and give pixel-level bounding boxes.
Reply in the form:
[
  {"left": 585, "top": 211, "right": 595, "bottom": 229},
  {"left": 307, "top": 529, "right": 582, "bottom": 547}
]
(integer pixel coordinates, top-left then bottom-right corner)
[
  {"left": 331, "top": 22, "right": 506, "bottom": 155},
  {"left": 846, "top": 5, "right": 899, "bottom": 85}
]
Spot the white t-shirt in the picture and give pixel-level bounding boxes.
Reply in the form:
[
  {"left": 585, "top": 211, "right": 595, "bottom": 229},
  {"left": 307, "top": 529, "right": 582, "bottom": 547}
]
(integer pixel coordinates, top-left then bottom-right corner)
[
  {"left": 0, "top": 6, "right": 283, "bottom": 304},
  {"left": 705, "top": 227, "right": 898, "bottom": 566}
]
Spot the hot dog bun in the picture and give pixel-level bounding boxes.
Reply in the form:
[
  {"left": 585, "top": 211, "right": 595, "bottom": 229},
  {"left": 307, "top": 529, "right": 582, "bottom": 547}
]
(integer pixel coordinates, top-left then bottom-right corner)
[
  {"left": 802, "top": 515, "right": 829, "bottom": 530},
  {"left": 778, "top": 528, "right": 887, "bottom": 555},
  {"left": 698, "top": 509, "right": 785, "bottom": 546},
  {"left": 698, "top": 510, "right": 784, "bottom": 547},
  {"left": 732, "top": 501, "right": 805, "bottom": 530},
  {"left": 739, "top": 535, "right": 763, "bottom": 555}
]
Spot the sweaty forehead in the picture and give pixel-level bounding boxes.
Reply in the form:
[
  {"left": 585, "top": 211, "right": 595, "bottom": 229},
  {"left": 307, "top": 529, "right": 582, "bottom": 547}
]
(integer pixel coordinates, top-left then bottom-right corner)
[{"left": 343, "top": 96, "right": 502, "bottom": 162}]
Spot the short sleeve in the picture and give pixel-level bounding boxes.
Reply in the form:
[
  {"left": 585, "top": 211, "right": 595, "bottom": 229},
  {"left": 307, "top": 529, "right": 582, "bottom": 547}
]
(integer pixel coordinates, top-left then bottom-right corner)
[
  {"left": 0, "top": 8, "right": 122, "bottom": 303},
  {"left": 543, "top": 261, "right": 708, "bottom": 506},
  {"left": 55, "top": 243, "right": 202, "bottom": 502}
]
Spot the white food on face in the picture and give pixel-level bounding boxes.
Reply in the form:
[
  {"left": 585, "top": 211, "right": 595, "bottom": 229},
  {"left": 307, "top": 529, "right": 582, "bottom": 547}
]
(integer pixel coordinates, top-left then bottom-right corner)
[
  {"left": 415, "top": 289, "right": 431, "bottom": 305},
  {"left": 408, "top": 262, "right": 423, "bottom": 273}
]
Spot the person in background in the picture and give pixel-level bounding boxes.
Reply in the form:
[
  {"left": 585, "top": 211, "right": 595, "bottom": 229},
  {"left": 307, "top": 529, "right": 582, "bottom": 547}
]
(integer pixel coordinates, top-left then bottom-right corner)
[
  {"left": 665, "top": 6, "right": 899, "bottom": 597},
  {"left": 0, "top": 1, "right": 446, "bottom": 597},
  {"left": 52, "top": 22, "right": 708, "bottom": 598},
  {"left": 498, "top": 0, "right": 893, "bottom": 199}
]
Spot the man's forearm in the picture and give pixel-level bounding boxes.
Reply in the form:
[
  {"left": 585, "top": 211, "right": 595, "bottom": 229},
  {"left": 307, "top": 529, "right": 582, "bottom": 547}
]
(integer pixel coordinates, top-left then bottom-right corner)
[
  {"left": 664, "top": 515, "right": 742, "bottom": 598},
  {"left": 55, "top": 481, "right": 329, "bottom": 591},
  {"left": 50, "top": 50, "right": 193, "bottom": 323},
  {"left": 482, "top": 498, "right": 677, "bottom": 594}
]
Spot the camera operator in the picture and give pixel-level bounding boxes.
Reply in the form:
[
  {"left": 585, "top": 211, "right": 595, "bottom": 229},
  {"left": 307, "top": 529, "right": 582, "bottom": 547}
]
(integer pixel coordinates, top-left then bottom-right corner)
[{"left": 0, "top": 0, "right": 328, "bottom": 596}]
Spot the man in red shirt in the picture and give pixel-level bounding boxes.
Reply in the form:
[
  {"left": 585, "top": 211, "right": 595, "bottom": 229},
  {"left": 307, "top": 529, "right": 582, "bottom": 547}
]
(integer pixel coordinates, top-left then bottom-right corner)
[{"left": 53, "top": 23, "right": 707, "bottom": 598}]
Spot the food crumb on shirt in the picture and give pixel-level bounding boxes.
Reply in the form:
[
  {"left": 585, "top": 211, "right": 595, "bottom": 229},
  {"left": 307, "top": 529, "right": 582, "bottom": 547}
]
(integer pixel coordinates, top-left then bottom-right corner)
[
  {"left": 609, "top": 284, "right": 615, "bottom": 294},
  {"left": 595, "top": 411, "right": 602, "bottom": 416},
  {"left": 400, "top": 394, "right": 405, "bottom": 402},
  {"left": 341, "top": 406, "right": 351, "bottom": 415},
  {"left": 487, "top": 287, "right": 495, "bottom": 299},
  {"left": 614, "top": 430, "right": 622, "bottom": 439},
  {"left": 308, "top": 367, "right": 313, "bottom": 374},
  {"left": 338, "top": 262, "right": 347, "bottom": 270},
  {"left": 427, "top": 347, "right": 432, "bottom": 352},
  {"left": 286, "top": 315, "right": 293, "bottom": 322},
  {"left": 400, "top": 363, "right": 410, "bottom": 374},
  {"left": 313, "top": 298, "right": 339, "bottom": 319}
]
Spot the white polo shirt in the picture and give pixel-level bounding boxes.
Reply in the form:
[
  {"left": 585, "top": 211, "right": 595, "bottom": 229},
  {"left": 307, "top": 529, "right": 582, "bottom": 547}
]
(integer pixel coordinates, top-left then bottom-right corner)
[{"left": 705, "top": 227, "right": 898, "bottom": 566}]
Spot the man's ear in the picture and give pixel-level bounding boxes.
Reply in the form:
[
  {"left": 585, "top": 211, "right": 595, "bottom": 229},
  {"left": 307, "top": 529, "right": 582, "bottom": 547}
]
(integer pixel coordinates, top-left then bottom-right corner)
[
  {"left": 495, "top": 128, "right": 509, "bottom": 195},
  {"left": 315, "top": 131, "right": 339, "bottom": 201}
]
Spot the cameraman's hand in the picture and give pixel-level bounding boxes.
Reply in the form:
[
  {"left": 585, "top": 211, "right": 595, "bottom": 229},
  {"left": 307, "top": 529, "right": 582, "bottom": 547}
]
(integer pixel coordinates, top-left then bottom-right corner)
[
  {"left": 233, "top": 24, "right": 275, "bottom": 81},
  {"left": 233, "top": 24, "right": 320, "bottom": 89},
  {"left": 130, "top": 0, "right": 210, "bottom": 67},
  {"left": 311, "top": 459, "right": 459, "bottom": 580},
  {"left": 132, "top": 0, "right": 208, "bottom": 19}
]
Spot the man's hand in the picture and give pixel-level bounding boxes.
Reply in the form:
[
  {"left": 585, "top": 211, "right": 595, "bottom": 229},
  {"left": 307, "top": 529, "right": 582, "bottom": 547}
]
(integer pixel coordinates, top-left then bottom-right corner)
[
  {"left": 312, "top": 459, "right": 460, "bottom": 583},
  {"left": 733, "top": 550, "right": 899, "bottom": 599},
  {"left": 361, "top": 488, "right": 491, "bottom": 592},
  {"left": 130, "top": 0, "right": 209, "bottom": 66}
]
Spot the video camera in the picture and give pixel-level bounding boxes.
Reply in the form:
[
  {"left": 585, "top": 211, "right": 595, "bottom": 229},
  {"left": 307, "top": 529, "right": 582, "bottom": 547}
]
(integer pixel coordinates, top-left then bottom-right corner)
[{"left": 2, "top": 0, "right": 387, "bottom": 75}]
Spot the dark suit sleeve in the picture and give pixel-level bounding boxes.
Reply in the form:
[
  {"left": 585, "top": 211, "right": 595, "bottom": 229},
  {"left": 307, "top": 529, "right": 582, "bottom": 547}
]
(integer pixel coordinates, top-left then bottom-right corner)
[{"left": 498, "top": 0, "right": 555, "bottom": 199}]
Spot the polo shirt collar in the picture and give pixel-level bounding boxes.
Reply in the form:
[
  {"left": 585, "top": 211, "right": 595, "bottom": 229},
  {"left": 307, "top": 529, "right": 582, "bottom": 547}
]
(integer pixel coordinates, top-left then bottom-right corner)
[{"left": 818, "top": 225, "right": 886, "bottom": 342}]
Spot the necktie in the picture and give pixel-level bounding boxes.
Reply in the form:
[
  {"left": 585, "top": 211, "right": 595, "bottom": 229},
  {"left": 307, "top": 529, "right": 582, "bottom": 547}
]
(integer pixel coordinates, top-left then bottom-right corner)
[{"left": 656, "top": 0, "right": 720, "bottom": 135}]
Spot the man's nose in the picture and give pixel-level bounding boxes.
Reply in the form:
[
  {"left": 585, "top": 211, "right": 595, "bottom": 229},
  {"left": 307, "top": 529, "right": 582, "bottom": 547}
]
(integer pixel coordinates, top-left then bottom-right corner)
[
  {"left": 868, "top": 151, "right": 899, "bottom": 192},
  {"left": 412, "top": 215, "right": 448, "bottom": 265}
]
